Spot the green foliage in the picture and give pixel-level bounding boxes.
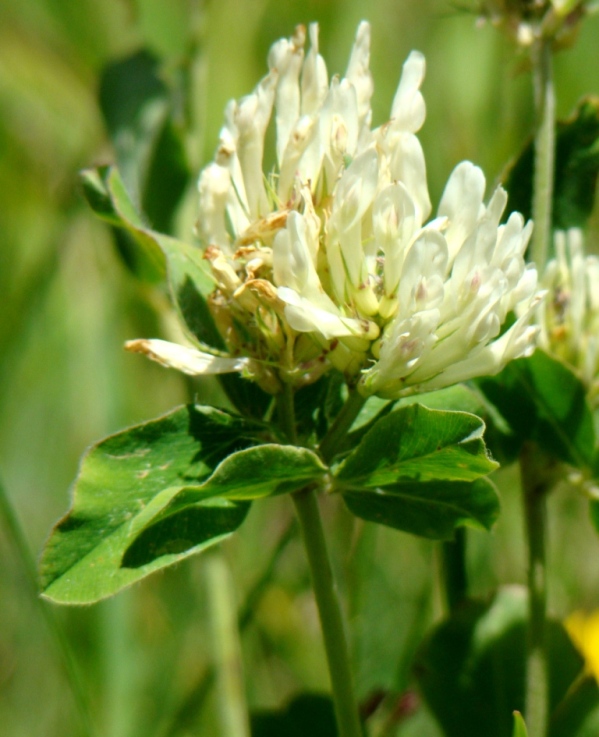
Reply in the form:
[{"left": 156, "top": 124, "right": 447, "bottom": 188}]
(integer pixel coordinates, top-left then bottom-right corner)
[
  {"left": 8, "top": 1, "right": 599, "bottom": 734},
  {"left": 504, "top": 98, "right": 599, "bottom": 232},
  {"left": 415, "top": 587, "right": 583, "bottom": 737},
  {"left": 80, "top": 165, "right": 167, "bottom": 283},
  {"left": 513, "top": 712, "right": 529, "bottom": 737},
  {"left": 477, "top": 349, "right": 596, "bottom": 470},
  {"left": 549, "top": 676, "right": 599, "bottom": 737},
  {"left": 40, "top": 405, "right": 254, "bottom": 603},
  {"left": 251, "top": 693, "right": 337, "bottom": 737},
  {"left": 40, "top": 405, "right": 326, "bottom": 604},
  {"left": 80, "top": 164, "right": 225, "bottom": 348},
  {"left": 335, "top": 404, "right": 500, "bottom": 540},
  {"left": 99, "top": 49, "right": 190, "bottom": 234}
]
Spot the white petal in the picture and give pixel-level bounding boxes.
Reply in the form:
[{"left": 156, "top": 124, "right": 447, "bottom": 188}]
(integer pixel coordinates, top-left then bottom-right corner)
[
  {"left": 318, "top": 77, "right": 360, "bottom": 182},
  {"left": 197, "top": 164, "right": 232, "bottom": 250},
  {"left": 277, "top": 287, "right": 379, "bottom": 341},
  {"left": 373, "top": 182, "right": 417, "bottom": 297},
  {"left": 301, "top": 23, "right": 328, "bottom": 115},
  {"left": 387, "top": 133, "right": 431, "bottom": 225},
  {"left": 278, "top": 114, "right": 318, "bottom": 200},
  {"left": 390, "top": 51, "right": 426, "bottom": 133},
  {"left": 269, "top": 26, "right": 305, "bottom": 165},
  {"left": 331, "top": 147, "right": 379, "bottom": 232},
  {"left": 398, "top": 229, "right": 448, "bottom": 315},
  {"left": 273, "top": 211, "right": 319, "bottom": 294},
  {"left": 361, "top": 310, "right": 440, "bottom": 396},
  {"left": 125, "top": 339, "right": 249, "bottom": 375},
  {"left": 438, "top": 161, "right": 486, "bottom": 261},
  {"left": 234, "top": 73, "right": 277, "bottom": 217},
  {"left": 345, "top": 21, "right": 373, "bottom": 125}
]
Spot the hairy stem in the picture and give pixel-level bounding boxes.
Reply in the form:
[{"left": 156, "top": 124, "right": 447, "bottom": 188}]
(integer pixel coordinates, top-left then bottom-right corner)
[{"left": 531, "top": 34, "right": 555, "bottom": 271}]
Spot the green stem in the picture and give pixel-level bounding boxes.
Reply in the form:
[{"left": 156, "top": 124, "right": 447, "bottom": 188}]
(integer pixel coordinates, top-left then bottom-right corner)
[
  {"left": 440, "top": 527, "right": 468, "bottom": 613},
  {"left": 278, "top": 380, "right": 299, "bottom": 444},
  {"left": 277, "top": 387, "right": 362, "bottom": 737},
  {"left": 531, "top": 33, "right": 555, "bottom": 272},
  {"left": 206, "top": 552, "right": 251, "bottom": 737},
  {"left": 520, "top": 443, "right": 550, "bottom": 737},
  {"left": 318, "top": 389, "right": 367, "bottom": 464},
  {"left": 0, "top": 477, "right": 95, "bottom": 737},
  {"left": 292, "top": 488, "right": 363, "bottom": 737}
]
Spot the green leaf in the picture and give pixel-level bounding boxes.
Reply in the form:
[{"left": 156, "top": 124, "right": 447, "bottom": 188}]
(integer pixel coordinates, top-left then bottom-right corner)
[
  {"left": 504, "top": 97, "right": 599, "bottom": 231},
  {"left": 80, "top": 165, "right": 166, "bottom": 283},
  {"left": 414, "top": 587, "right": 583, "bottom": 737},
  {"left": 477, "top": 349, "right": 596, "bottom": 470},
  {"left": 39, "top": 404, "right": 264, "bottom": 604},
  {"left": 513, "top": 712, "right": 529, "bottom": 737},
  {"left": 396, "top": 383, "right": 488, "bottom": 416},
  {"left": 549, "top": 676, "right": 599, "bottom": 737},
  {"left": 343, "top": 477, "right": 499, "bottom": 540},
  {"left": 335, "top": 404, "right": 497, "bottom": 487},
  {"left": 80, "top": 165, "right": 226, "bottom": 349},
  {"left": 335, "top": 405, "right": 499, "bottom": 540},
  {"left": 251, "top": 693, "right": 337, "bottom": 737},
  {"left": 99, "top": 49, "right": 190, "bottom": 234},
  {"left": 126, "top": 443, "right": 326, "bottom": 520}
]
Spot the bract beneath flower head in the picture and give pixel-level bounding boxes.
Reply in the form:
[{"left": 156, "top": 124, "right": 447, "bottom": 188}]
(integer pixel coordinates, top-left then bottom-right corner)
[{"left": 131, "top": 21, "right": 542, "bottom": 398}]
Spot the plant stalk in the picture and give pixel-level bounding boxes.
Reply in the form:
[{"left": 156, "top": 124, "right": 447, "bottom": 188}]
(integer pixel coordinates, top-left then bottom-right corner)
[
  {"left": 520, "top": 443, "right": 551, "bottom": 737},
  {"left": 278, "top": 387, "right": 362, "bottom": 737},
  {"left": 530, "top": 33, "right": 556, "bottom": 272},
  {"left": 318, "top": 389, "right": 367, "bottom": 464},
  {"left": 292, "top": 488, "right": 363, "bottom": 737}
]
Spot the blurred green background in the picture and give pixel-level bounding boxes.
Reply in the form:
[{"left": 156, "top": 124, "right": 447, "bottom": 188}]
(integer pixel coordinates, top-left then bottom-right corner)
[{"left": 2, "top": 1, "right": 599, "bottom": 735}]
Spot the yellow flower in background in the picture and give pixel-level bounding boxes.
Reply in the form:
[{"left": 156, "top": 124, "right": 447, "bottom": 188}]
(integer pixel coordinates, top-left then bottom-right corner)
[
  {"left": 565, "top": 609, "right": 599, "bottom": 681},
  {"left": 128, "top": 22, "right": 542, "bottom": 396}
]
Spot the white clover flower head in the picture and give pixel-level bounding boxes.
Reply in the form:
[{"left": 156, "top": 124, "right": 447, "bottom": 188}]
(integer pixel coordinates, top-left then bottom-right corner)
[
  {"left": 129, "top": 21, "right": 542, "bottom": 398},
  {"left": 537, "top": 228, "right": 599, "bottom": 405}
]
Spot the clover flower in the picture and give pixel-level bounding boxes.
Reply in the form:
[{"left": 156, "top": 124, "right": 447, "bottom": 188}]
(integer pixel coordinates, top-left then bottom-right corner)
[
  {"left": 128, "top": 21, "right": 542, "bottom": 398},
  {"left": 537, "top": 228, "right": 599, "bottom": 405}
]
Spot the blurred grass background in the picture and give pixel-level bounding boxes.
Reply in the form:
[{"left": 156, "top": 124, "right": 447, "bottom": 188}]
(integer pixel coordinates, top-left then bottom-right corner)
[{"left": 2, "top": 1, "right": 599, "bottom": 735}]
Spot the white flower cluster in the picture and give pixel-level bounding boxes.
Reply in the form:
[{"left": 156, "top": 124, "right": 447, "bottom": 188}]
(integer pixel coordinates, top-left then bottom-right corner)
[
  {"left": 129, "top": 22, "right": 542, "bottom": 398},
  {"left": 538, "top": 229, "right": 599, "bottom": 405}
]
